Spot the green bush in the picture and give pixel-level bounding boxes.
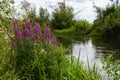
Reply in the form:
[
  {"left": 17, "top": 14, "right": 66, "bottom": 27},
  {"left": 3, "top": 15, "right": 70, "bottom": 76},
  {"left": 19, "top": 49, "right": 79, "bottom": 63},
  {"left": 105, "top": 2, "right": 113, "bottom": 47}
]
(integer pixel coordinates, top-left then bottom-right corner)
[
  {"left": 51, "top": 2, "right": 74, "bottom": 29},
  {"left": 1, "top": 19, "right": 119, "bottom": 80},
  {"left": 74, "top": 20, "right": 92, "bottom": 36},
  {"left": 92, "top": 5, "right": 120, "bottom": 37}
]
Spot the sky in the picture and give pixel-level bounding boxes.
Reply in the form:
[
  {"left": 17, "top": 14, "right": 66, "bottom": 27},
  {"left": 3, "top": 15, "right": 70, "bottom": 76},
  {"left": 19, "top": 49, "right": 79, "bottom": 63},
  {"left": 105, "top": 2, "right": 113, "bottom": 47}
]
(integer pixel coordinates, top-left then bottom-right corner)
[{"left": 14, "top": 0, "right": 112, "bottom": 23}]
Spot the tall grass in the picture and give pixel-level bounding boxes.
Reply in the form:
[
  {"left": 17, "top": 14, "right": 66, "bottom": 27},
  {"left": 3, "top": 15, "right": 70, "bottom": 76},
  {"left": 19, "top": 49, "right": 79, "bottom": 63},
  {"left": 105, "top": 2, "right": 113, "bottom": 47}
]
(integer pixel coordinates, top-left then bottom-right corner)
[
  {"left": 0, "top": 19, "right": 119, "bottom": 80},
  {"left": 0, "top": 26, "right": 18, "bottom": 79},
  {"left": 101, "top": 54, "right": 120, "bottom": 80},
  {"left": 54, "top": 20, "right": 93, "bottom": 37},
  {"left": 54, "top": 26, "right": 75, "bottom": 36}
]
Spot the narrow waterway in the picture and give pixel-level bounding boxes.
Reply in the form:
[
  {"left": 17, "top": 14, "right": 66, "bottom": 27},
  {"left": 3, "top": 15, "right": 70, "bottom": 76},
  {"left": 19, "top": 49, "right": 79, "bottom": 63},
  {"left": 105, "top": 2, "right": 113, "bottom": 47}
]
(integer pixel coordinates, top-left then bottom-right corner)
[
  {"left": 58, "top": 36, "right": 120, "bottom": 79},
  {"left": 72, "top": 39, "right": 103, "bottom": 68}
]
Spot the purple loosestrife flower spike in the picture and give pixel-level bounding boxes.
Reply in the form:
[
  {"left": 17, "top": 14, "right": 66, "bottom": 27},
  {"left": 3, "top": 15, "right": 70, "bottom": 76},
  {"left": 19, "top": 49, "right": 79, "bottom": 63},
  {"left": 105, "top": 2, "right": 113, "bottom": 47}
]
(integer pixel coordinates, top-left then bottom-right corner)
[
  {"left": 43, "top": 37, "right": 49, "bottom": 43},
  {"left": 31, "top": 32, "right": 35, "bottom": 40},
  {"left": 51, "top": 35, "right": 58, "bottom": 45},
  {"left": 35, "top": 23, "right": 42, "bottom": 35},
  {"left": 26, "top": 20, "right": 31, "bottom": 30},
  {"left": 16, "top": 31, "right": 22, "bottom": 40},
  {"left": 44, "top": 26, "right": 51, "bottom": 38},
  {"left": 22, "top": 29, "right": 29, "bottom": 36}
]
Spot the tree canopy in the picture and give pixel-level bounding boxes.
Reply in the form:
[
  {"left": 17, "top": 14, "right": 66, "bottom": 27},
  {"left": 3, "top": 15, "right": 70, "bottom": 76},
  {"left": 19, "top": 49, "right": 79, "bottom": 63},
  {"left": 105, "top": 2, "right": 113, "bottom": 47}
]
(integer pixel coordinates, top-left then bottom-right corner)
[
  {"left": 51, "top": 2, "right": 74, "bottom": 29},
  {"left": 92, "top": 4, "right": 120, "bottom": 37}
]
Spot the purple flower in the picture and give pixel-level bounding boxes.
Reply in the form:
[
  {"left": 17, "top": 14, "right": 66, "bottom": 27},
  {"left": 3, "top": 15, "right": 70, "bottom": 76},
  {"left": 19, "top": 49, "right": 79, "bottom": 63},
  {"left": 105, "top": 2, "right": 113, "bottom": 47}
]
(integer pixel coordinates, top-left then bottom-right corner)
[
  {"left": 16, "top": 31, "right": 22, "bottom": 40},
  {"left": 26, "top": 20, "right": 31, "bottom": 30},
  {"left": 43, "top": 37, "right": 49, "bottom": 43},
  {"left": 35, "top": 23, "right": 42, "bottom": 36},
  {"left": 22, "top": 28, "right": 29, "bottom": 36},
  {"left": 44, "top": 26, "right": 51, "bottom": 38},
  {"left": 31, "top": 32, "right": 35, "bottom": 40},
  {"left": 51, "top": 35, "right": 58, "bottom": 45}
]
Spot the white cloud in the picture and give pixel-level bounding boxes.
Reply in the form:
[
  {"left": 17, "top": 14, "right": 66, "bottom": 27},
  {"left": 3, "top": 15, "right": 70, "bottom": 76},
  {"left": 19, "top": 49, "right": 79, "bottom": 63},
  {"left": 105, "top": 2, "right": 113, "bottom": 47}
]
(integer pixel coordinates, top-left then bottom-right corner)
[
  {"left": 14, "top": 0, "right": 112, "bottom": 23},
  {"left": 65, "top": 0, "right": 112, "bottom": 22}
]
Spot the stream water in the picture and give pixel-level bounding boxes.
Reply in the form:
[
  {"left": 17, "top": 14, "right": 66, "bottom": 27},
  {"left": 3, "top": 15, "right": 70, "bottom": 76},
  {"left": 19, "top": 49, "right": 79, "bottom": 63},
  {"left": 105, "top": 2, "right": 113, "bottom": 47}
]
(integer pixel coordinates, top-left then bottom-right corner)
[{"left": 58, "top": 36, "right": 120, "bottom": 79}]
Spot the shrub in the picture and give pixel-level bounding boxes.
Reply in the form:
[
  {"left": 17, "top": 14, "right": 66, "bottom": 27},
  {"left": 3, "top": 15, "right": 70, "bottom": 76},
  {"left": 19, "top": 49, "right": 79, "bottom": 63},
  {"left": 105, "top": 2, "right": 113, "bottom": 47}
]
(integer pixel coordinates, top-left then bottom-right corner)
[
  {"left": 74, "top": 20, "right": 92, "bottom": 36},
  {"left": 51, "top": 2, "right": 74, "bottom": 29},
  {"left": 92, "top": 5, "right": 120, "bottom": 37},
  {"left": 1, "top": 19, "right": 115, "bottom": 80},
  {"left": 9, "top": 19, "right": 58, "bottom": 79}
]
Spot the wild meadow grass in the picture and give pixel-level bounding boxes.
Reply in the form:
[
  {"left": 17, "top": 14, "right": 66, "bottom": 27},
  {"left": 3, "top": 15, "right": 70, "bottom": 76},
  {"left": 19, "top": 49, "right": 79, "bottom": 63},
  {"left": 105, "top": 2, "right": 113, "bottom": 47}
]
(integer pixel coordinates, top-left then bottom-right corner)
[
  {"left": 0, "top": 20, "right": 119, "bottom": 80},
  {"left": 54, "top": 26, "right": 75, "bottom": 36}
]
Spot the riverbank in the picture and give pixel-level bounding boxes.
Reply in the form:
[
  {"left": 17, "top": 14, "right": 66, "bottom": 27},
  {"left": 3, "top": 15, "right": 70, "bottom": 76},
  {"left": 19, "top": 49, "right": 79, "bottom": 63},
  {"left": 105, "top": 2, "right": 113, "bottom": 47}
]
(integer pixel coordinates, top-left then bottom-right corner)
[
  {"left": 0, "top": 20, "right": 103, "bottom": 80},
  {"left": 1, "top": 19, "right": 120, "bottom": 80}
]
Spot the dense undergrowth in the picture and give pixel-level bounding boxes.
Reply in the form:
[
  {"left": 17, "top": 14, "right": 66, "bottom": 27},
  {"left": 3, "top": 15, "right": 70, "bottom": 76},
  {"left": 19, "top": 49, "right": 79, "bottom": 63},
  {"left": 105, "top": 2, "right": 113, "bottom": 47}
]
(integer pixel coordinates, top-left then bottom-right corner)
[
  {"left": 0, "top": 20, "right": 100, "bottom": 80},
  {"left": 0, "top": 0, "right": 120, "bottom": 79},
  {"left": 54, "top": 20, "right": 92, "bottom": 37},
  {"left": 0, "top": 19, "right": 119, "bottom": 80}
]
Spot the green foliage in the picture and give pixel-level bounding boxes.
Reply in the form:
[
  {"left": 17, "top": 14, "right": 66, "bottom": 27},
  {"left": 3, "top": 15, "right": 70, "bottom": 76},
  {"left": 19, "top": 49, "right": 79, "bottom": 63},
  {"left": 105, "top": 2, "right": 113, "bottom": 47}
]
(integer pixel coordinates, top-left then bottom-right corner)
[
  {"left": 0, "top": 1, "right": 119, "bottom": 79},
  {"left": 8, "top": 19, "right": 58, "bottom": 79},
  {"left": 0, "top": 0, "right": 15, "bottom": 33},
  {"left": 20, "top": 0, "right": 32, "bottom": 18},
  {"left": 92, "top": 5, "right": 120, "bottom": 37},
  {"left": 15, "top": 42, "right": 35, "bottom": 78},
  {"left": 0, "top": 27, "right": 18, "bottom": 79},
  {"left": 27, "top": 6, "right": 36, "bottom": 21},
  {"left": 0, "top": 0, "right": 15, "bottom": 17},
  {"left": 0, "top": 19, "right": 105, "bottom": 80},
  {"left": 54, "top": 26, "right": 75, "bottom": 36},
  {"left": 0, "top": 0, "right": 16, "bottom": 76},
  {"left": 54, "top": 20, "right": 92, "bottom": 37},
  {"left": 51, "top": 2, "right": 74, "bottom": 29},
  {"left": 33, "top": 44, "right": 68, "bottom": 80},
  {"left": 74, "top": 20, "right": 92, "bottom": 36},
  {"left": 20, "top": 0, "right": 50, "bottom": 28},
  {"left": 101, "top": 54, "right": 120, "bottom": 80},
  {"left": 37, "top": 7, "right": 50, "bottom": 27}
]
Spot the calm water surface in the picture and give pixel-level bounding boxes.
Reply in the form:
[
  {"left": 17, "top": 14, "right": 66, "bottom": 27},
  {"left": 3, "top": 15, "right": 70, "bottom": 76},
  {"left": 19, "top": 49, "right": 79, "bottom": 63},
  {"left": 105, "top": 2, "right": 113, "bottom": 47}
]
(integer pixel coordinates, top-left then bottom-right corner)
[
  {"left": 72, "top": 39, "right": 103, "bottom": 68},
  {"left": 58, "top": 36, "right": 120, "bottom": 79},
  {"left": 58, "top": 36, "right": 120, "bottom": 72},
  {"left": 58, "top": 36, "right": 120, "bottom": 62}
]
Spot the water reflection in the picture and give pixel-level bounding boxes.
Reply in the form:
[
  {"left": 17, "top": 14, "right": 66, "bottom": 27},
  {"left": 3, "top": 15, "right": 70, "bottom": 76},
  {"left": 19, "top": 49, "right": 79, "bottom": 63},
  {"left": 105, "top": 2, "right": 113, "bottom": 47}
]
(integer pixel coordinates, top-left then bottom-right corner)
[
  {"left": 72, "top": 37, "right": 120, "bottom": 66},
  {"left": 72, "top": 39, "right": 103, "bottom": 68},
  {"left": 57, "top": 36, "right": 120, "bottom": 79},
  {"left": 57, "top": 35, "right": 120, "bottom": 62},
  {"left": 91, "top": 37, "right": 120, "bottom": 60}
]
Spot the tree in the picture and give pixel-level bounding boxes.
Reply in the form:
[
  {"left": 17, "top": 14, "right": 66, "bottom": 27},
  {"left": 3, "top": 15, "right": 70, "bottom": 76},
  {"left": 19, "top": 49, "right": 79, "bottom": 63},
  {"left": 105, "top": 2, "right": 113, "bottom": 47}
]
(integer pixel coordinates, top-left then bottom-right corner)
[
  {"left": 20, "top": 0, "right": 35, "bottom": 19},
  {"left": 74, "top": 20, "right": 92, "bottom": 36},
  {"left": 0, "top": 0, "right": 15, "bottom": 17},
  {"left": 37, "top": 7, "right": 50, "bottom": 27},
  {"left": 0, "top": 0, "right": 15, "bottom": 32},
  {"left": 51, "top": 2, "right": 74, "bottom": 29},
  {"left": 26, "top": 4, "right": 37, "bottom": 23},
  {"left": 39, "top": 7, "right": 49, "bottom": 22},
  {"left": 20, "top": 0, "right": 50, "bottom": 27},
  {"left": 92, "top": 5, "right": 120, "bottom": 37}
]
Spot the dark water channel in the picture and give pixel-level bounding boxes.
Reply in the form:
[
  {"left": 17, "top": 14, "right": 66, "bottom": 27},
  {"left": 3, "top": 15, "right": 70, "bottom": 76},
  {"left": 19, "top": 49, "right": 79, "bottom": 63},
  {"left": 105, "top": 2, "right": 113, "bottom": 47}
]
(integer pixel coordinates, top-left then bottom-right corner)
[
  {"left": 72, "top": 37, "right": 120, "bottom": 65},
  {"left": 57, "top": 35, "right": 120, "bottom": 79},
  {"left": 58, "top": 36, "right": 120, "bottom": 61}
]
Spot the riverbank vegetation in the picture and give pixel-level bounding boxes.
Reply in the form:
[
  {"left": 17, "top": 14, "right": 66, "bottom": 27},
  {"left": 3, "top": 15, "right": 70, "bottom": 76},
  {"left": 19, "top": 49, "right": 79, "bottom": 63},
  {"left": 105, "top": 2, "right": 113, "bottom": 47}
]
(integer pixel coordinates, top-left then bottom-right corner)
[
  {"left": 0, "top": 19, "right": 103, "bottom": 80},
  {"left": 0, "top": 0, "right": 120, "bottom": 79},
  {"left": 91, "top": 1, "right": 120, "bottom": 37}
]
